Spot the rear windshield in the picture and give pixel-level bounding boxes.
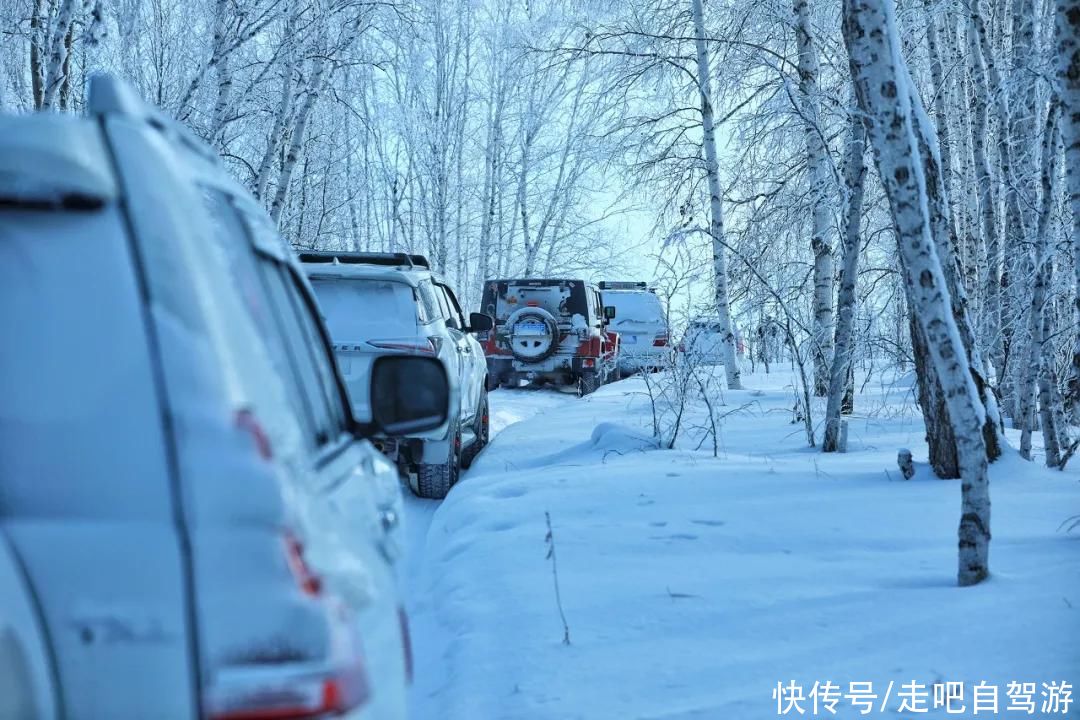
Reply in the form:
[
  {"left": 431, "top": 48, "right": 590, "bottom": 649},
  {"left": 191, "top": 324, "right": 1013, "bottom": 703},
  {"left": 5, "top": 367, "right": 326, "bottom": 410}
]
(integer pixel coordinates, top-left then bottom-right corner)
[
  {"left": 0, "top": 205, "right": 172, "bottom": 519},
  {"left": 309, "top": 277, "right": 419, "bottom": 342},
  {"left": 603, "top": 292, "right": 665, "bottom": 325},
  {"left": 480, "top": 279, "right": 589, "bottom": 323}
]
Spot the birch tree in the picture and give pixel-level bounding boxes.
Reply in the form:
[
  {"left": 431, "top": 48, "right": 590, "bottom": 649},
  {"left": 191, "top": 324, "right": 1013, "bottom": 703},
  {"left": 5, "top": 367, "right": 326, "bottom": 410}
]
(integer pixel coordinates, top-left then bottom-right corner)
[
  {"left": 843, "top": 0, "right": 991, "bottom": 585},
  {"left": 691, "top": 0, "right": 742, "bottom": 390}
]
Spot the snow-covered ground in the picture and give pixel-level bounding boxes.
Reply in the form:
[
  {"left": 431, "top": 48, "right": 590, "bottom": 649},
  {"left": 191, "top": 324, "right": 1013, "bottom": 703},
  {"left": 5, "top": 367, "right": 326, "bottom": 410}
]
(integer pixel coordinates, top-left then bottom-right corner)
[{"left": 404, "top": 369, "right": 1079, "bottom": 719}]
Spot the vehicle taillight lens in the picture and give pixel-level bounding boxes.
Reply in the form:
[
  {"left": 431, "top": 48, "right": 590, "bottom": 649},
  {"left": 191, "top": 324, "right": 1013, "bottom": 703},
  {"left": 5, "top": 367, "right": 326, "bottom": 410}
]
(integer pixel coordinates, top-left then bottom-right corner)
[
  {"left": 283, "top": 533, "right": 322, "bottom": 597},
  {"left": 653, "top": 333, "right": 669, "bottom": 347},
  {"left": 367, "top": 338, "right": 437, "bottom": 355},
  {"left": 206, "top": 662, "right": 370, "bottom": 720},
  {"left": 235, "top": 409, "right": 273, "bottom": 460}
]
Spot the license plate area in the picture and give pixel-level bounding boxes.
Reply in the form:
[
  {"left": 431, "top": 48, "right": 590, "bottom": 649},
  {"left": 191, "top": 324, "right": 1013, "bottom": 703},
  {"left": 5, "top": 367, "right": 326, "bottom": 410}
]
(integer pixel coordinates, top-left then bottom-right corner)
[{"left": 515, "top": 322, "right": 548, "bottom": 336}]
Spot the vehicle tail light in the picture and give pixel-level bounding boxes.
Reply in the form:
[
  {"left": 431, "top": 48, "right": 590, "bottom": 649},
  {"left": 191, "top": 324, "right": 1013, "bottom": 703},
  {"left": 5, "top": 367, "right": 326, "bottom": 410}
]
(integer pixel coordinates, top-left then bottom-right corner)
[
  {"left": 283, "top": 533, "right": 322, "bottom": 597},
  {"left": 235, "top": 409, "right": 273, "bottom": 460},
  {"left": 398, "top": 606, "right": 414, "bottom": 683},
  {"left": 206, "top": 661, "right": 370, "bottom": 720},
  {"left": 653, "top": 333, "right": 669, "bottom": 347},
  {"left": 583, "top": 358, "right": 596, "bottom": 368},
  {"left": 367, "top": 338, "right": 437, "bottom": 355}
]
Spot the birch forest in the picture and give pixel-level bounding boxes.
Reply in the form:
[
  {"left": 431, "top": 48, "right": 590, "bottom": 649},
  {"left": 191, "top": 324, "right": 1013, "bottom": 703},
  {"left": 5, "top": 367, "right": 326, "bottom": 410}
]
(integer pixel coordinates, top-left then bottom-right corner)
[{"left": 3, "top": 0, "right": 1079, "bottom": 586}]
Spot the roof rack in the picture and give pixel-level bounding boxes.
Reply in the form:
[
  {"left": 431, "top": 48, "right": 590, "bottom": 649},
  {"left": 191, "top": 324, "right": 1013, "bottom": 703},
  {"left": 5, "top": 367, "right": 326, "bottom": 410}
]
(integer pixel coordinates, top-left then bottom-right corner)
[
  {"left": 598, "top": 281, "right": 650, "bottom": 291},
  {"left": 297, "top": 250, "right": 431, "bottom": 269}
]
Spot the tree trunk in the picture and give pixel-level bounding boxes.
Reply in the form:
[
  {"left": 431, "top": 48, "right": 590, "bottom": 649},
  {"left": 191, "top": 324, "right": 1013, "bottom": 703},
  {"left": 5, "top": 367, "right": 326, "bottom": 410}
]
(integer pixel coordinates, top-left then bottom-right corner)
[
  {"left": 1019, "top": 102, "right": 1060, "bottom": 460},
  {"left": 270, "top": 39, "right": 328, "bottom": 225},
  {"left": 40, "top": 0, "right": 78, "bottom": 111},
  {"left": 824, "top": 113, "right": 865, "bottom": 452},
  {"left": 1057, "top": 0, "right": 1080, "bottom": 419},
  {"left": 966, "top": 17, "right": 1005, "bottom": 386},
  {"left": 29, "top": 0, "right": 47, "bottom": 109},
  {"left": 794, "top": 0, "right": 834, "bottom": 396},
  {"left": 690, "top": 0, "right": 742, "bottom": 389},
  {"left": 844, "top": 0, "right": 991, "bottom": 586}
]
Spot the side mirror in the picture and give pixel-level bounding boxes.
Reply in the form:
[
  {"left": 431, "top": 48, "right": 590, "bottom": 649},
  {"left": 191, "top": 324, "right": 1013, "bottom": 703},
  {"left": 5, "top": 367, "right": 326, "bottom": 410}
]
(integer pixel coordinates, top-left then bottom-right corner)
[
  {"left": 468, "top": 312, "right": 494, "bottom": 333},
  {"left": 370, "top": 356, "right": 450, "bottom": 435},
  {"left": 603, "top": 306, "right": 617, "bottom": 321}
]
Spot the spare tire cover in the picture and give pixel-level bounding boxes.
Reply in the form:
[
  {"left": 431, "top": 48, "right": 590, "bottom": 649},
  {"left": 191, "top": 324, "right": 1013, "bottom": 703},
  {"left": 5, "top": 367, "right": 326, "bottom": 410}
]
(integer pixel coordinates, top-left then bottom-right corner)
[{"left": 505, "top": 306, "right": 560, "bottom": 363}]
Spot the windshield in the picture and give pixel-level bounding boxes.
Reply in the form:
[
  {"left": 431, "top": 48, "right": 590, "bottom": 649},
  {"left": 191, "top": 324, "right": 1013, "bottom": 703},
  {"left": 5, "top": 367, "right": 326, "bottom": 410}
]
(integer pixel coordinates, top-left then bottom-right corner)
[
  {"left": 309, "top": 278, "right": 418, "bottom": 341},
  {"left": 604, "top": 292, "right": 665, "bottom": 326}
]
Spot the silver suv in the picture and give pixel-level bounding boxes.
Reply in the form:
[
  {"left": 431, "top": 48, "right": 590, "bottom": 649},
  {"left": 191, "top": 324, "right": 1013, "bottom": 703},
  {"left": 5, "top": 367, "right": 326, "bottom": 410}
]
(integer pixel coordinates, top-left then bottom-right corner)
[
  {"left": 0, "top": 75, "right": 449, "bottom": 720},
  {"left": 303, "top": 252, "right": 493, "bottom": 499}
]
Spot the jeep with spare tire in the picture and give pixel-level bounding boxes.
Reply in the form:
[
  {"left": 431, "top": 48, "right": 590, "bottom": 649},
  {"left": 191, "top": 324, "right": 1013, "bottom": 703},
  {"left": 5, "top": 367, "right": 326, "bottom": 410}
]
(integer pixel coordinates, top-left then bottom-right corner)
[{"left": 479, "top": 278, "right": 620, "bottom": 395}]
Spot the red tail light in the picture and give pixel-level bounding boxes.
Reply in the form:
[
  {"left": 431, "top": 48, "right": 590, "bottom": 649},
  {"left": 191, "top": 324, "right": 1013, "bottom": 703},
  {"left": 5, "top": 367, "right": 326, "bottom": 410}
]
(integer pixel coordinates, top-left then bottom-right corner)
[
  {"left": 283, "top": 533, "right": 322, "bottom": 597},
  {"left": 206, "top": 662, "right": 370, "bottom": 720},
  {"left": 367, "top": 338, "right": 437, "bottom": 355},
  {"left": 235, "top": 409, "right": 273, "bottom": 460},
  {"left": 653, "top": 333, "right": 669, "bottom": 347}
]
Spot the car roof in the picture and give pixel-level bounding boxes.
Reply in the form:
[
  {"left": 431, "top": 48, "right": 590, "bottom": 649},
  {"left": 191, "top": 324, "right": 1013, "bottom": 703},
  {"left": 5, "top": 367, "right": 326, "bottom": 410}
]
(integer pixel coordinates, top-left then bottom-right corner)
[
  {"left": 83, "top": 74, "right": 296, "bottom": 266},
  {"left": 302, "top": 259, "right": 435, "bottom": 286},
  {"left": 0, "top": 114, "right": 118, "bottom": 206}
]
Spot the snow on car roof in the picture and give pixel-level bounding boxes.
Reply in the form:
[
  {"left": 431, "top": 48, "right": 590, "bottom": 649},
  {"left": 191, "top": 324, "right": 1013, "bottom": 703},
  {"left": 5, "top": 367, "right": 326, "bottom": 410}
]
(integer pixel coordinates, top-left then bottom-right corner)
[
  {"left": 0, "top": 115, "right": 117, "bottom": 206},
  {"left": 302, "top": 258, "right": 433, "bottom": 285}
]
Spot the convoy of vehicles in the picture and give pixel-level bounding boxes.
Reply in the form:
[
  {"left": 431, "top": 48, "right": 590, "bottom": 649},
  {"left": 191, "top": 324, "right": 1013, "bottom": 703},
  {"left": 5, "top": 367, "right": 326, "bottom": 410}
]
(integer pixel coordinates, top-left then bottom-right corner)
[
  {"left": 479, "top": 278, "right": 620, "bottom": 395},
  {"left": 0, "top": 76, "right": 450, "bottom": 720},
  {"left": 0, "top": 73, "right": 685, "bottom": 719},
  {"left": 301, "top": 251, "right": 493, "bottom": 499},
  {"left": 598, "top": 281, "right": 670, "bottom": 374}
]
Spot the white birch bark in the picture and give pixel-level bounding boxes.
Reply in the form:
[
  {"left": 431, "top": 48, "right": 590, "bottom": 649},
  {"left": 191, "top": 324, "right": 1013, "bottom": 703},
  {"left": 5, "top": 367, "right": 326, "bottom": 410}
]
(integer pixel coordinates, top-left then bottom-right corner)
[
  {"left": 1019, "top": 102, "right": 1060, "bottom": 460},
  {"left": 1056, "top": 0, "right": 1080, "bottom": 418},
  {"left": 40, "top": 0, "right": 78, "bottom": 111},
  {"left": 691, "top": 0, "right": 742, "bottom": 390},
  {"left": 843, "top": 0, "right": 991, "bottom": 586},
  {"left": 966, "top": 18, "right": 1005, "bottom": 384},
  {"left": 794, "top": 0, "right": 834, "bottom": 397},
  {"left": 824, "top": 113, "right": 866, "bottom": 452}
]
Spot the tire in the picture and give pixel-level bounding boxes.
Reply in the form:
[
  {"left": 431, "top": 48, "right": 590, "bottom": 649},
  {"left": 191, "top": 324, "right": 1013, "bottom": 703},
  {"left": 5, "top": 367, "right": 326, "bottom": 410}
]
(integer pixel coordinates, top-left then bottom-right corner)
[
  {"left": 461, "top": 391, "right": 490, "bottom": 469},
  {"left": 416, "top": 424, "right": 461, "bottom": 499},
  {"left": 578, "top": 371, "right": 600, "bottom": 397}
]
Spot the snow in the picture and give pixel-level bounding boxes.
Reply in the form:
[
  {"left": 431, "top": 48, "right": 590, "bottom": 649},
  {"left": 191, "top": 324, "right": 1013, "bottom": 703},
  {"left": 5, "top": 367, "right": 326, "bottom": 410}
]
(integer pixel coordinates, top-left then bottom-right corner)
[{"left": 405, "top": 369, "right": 1080, "bottom": 719}]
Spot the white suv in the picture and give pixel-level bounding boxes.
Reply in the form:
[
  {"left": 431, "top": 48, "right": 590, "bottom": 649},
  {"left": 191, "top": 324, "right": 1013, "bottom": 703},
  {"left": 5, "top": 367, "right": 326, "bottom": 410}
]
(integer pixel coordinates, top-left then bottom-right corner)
[
  {"left": 599, "top": 281, "right": 670, "bottom": 375},
  {"left": 303, "top": 252, "right": 493, "bottom": 499},
  {"left": 0, "top": 75, "right": 447, "bottom": 720}
]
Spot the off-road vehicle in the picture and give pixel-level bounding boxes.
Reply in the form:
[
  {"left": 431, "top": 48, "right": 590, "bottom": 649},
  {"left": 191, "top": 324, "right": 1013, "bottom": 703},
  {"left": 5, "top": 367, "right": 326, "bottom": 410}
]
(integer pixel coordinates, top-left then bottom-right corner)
[
  {"left": 480, "top": 278, "right": 619, "bottom": 395},
  {"left": 303, "top": 251, "right": 493, "bottom": 499},
  {"left": 599, "top": 281, "right": 670, "bottom": 374}
]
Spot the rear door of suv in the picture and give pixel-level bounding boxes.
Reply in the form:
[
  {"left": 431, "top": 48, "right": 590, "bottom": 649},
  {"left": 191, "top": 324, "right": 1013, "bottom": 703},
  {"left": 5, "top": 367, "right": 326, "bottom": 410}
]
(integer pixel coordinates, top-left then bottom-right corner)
[{"left": 0, "top": 124, "right": 199, "bottom": 718}]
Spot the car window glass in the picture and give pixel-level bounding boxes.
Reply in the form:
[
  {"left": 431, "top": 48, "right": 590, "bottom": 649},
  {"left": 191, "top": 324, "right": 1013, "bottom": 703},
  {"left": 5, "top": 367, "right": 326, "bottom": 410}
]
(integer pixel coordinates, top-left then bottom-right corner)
[
  {"left": 260, "top": 262, "right": 337, "bottom": 446},
  {"left": 417, "top": 281, "right": 441, "bottom": 324},
  {"left": 438, "top": 283, "right": 467, "bottom": 329},
  {"left": 310, "top": 278, "right": 419, "bottom": 341},
  {"left": 282, "top": 268, "right": 349, "bottom": 433},
  {"left": 200, "top": 190, "right": 317, "bottom": 441},
  {"left": 434, "top": 285, "right": 455, "bottom": 326}
]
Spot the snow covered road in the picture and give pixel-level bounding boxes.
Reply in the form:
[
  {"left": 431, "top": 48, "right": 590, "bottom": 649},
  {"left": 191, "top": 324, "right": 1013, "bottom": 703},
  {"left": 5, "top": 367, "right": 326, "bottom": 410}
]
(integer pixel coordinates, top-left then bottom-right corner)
[{"left": 403, "top": 373, "right": 1080, "bottom": 720}]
